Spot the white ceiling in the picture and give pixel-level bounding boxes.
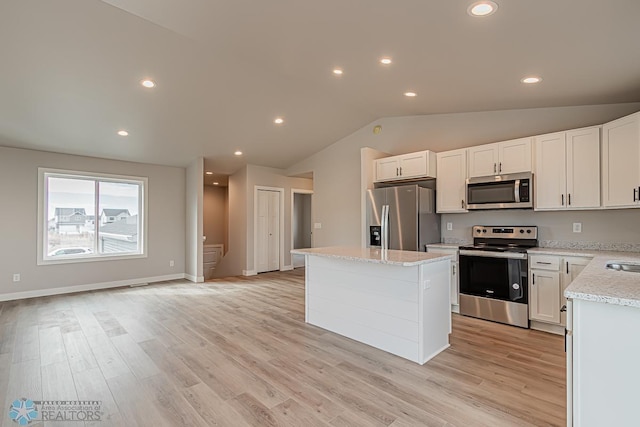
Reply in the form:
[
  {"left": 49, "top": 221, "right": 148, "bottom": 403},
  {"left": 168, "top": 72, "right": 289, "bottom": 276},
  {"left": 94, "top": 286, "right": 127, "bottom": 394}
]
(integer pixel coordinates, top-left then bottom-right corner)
[{"left": 1, "top": 0, "right": 639, "bottom": 175}]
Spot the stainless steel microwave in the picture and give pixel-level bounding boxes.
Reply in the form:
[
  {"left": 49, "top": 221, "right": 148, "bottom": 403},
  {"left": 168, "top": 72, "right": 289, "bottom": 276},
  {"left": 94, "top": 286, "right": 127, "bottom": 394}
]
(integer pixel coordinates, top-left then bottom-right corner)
[{"left": 466, "top": 172, "right": 533, "bottom": 210}]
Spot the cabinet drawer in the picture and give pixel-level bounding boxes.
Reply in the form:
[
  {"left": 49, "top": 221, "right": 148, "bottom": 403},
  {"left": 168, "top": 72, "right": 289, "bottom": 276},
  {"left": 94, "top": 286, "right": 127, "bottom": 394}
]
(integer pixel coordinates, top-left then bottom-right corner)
[{"left": 529, "top": 255, "right": 560, "bottom": 271}]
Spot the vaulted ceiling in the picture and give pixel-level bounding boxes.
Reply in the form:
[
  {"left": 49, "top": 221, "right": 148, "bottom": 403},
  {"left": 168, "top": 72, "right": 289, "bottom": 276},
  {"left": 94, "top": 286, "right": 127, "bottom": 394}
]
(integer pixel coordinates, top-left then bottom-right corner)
[{"left": 1, "top": 0, "right": 639, "bottom": 174}]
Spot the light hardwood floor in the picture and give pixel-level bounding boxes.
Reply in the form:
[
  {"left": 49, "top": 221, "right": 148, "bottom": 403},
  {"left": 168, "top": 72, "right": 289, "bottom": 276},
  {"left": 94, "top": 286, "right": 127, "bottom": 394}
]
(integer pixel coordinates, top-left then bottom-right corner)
[{"left": 0, "top": 269, "right": 566, "bottom": 426}]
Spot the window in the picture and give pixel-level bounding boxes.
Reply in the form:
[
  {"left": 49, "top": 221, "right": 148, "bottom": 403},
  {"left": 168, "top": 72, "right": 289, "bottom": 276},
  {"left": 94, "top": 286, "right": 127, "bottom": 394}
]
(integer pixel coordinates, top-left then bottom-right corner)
[{"left": 38, "top": 168, "right": 147, "bottom": 264}]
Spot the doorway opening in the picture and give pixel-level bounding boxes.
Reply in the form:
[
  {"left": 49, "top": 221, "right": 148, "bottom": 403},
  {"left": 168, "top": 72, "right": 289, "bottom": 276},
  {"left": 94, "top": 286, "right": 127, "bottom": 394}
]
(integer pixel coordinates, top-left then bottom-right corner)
[{"left": 292, "top": 189, "right": 313, "bottom": 268}]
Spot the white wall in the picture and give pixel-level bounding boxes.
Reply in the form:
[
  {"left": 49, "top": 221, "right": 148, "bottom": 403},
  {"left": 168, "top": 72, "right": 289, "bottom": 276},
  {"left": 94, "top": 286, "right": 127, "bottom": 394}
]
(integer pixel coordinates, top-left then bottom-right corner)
[
  {"left": 185, "top": 157, "right": 203, "bottom": 281},
  {"left": 287, "top": 103, "right": 640, "bottom": 248},
  {"left": 203, "top": 185, "right": 227, "bottom": 247},
  {"left": 0, "top": 146, "right": 186, "bottom": 299}
]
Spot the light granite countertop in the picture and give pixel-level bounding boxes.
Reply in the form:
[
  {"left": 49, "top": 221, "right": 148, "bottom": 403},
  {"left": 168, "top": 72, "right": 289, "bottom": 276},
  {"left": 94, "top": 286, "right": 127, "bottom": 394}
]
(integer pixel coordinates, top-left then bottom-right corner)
[
  {"left": 425, "top": 243, "right": 461, "bottom": 250},
  {"left": 528, "top": 247, "right": 640, "bottom": 308},
  {"left": 527, "top": 247, "right": 600, "bottom": 257},
  {"left": 291, "top": 246, "right": 452, "bottom": 267},
  {"left": 562, "top": 252, "right": 640, "bottom": 308}
]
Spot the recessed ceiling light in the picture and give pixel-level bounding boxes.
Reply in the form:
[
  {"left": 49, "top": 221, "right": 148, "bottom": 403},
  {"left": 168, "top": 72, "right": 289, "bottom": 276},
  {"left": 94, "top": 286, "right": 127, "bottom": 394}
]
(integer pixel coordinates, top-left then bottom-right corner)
[
  {"left": 205, "top": 171, "right": 213, "bottom": 175},
  {"left": 521, "top": 76, "right": 542, "bottom": 84},
  {"left": 213, "top": 182, "right": 219, "bottom": 185},
  {"left": 117, "top": 130, "right": 129, "bottom": 136},
  {"left": 234, "top": 150, "right": 243, "bottom": 156},
  {"left": 141, "top": 79, "right": 156, "bottom": 88},
  {"left": 380, "top": 58, "right": 392, "bottom": 65},
  {"left": 404, "top": 92, "right": 417, "bottom": 97},
  {"left": 274, "top": 117, "right": 284, "bottom": 125},
  {"left": 333, "top": 68, "right": 343, "bottom": 75},
  {"left": 468, "top": 1, "right": 498, "bottom": 17}
]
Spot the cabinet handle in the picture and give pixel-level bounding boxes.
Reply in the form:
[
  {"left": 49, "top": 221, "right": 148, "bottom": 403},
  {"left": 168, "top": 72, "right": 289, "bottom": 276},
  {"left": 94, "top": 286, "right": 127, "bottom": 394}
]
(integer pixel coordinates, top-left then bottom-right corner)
[
  {"left": 399, "top": 166, "right": 402, "bottom": 176},
  {"left": 452, "top": 265, "right": 456, "bottom": 275},
  {"left": 494, "top": 163, "right": 497, "bottom": 174},
  {"left": 536, "top": 261, "right": 552, "bottom": 265},
  {"left": 461, "top": 199, "right": 465, "bottom": 209},
  {"left": 635, "top": 188, "right": 638, "bottom": 202},
  {"left": 561, "top": 194, "right": 565, "bottom": 206},
  {"left": 568, "top": 193, "right": 571, "bottom": 206},
  {"left": 396, "top": 167, "right": 399, "bottom": 176},
  {"left": 532, "top": 273, "right": 535, "bottom": 285},
  {"left": 560, "top": 305, "right": 567, "bottom": 313},
  {"left": 499, "top": 162, "right": 502, "bottom": 173},
  {"left": 566, "top": 261, "right": 569, "bottom": 274}
]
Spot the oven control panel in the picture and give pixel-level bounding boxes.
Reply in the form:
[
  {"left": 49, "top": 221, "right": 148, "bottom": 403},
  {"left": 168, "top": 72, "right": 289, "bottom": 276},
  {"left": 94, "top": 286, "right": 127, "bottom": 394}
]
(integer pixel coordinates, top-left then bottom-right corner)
[{"left": 472, "top": 225, "right": 537, "bottom": 239}]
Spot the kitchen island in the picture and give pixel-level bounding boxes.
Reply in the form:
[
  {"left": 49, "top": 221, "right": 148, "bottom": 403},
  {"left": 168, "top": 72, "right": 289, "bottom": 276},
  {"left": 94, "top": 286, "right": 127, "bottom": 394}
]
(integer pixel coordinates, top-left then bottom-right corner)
[
  {"left": 563, "top": 251, "right": 640, "bottom": 427},
  {"left": 291, "top": 246, "right": 452, "bottom": 364}
]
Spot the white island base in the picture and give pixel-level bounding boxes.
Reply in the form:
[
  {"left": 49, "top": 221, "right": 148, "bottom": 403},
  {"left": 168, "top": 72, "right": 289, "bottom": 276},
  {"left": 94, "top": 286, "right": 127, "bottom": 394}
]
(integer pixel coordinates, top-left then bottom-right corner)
[{"left": 292, "top": 247, "right": 452, "bottom": 365}]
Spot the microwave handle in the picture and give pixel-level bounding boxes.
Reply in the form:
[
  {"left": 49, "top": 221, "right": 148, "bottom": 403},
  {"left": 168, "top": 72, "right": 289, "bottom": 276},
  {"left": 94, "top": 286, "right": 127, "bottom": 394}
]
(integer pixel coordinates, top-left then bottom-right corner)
[{"left": 514, "top": 179, "right": 521, "bottom": 203}]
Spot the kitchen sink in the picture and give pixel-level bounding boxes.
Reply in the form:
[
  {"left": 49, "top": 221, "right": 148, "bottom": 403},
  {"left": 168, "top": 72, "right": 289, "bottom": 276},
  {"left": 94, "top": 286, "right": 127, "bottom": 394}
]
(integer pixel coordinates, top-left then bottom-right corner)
[{"left": 605, "top": 262, "right": 640, "bottom": 273}]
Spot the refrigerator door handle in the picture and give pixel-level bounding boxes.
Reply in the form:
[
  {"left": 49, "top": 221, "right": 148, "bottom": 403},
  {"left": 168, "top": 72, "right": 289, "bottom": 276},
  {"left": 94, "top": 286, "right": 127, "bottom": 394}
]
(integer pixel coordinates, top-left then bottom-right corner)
[{"left": 381, "top": 205, "right": 389, "bottom": 250}]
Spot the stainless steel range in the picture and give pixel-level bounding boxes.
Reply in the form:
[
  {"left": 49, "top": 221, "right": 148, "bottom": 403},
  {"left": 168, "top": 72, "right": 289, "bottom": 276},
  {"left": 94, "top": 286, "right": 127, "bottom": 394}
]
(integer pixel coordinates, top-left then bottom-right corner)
[{"left": 458, "top": 225, "right": 538, "bottom": 328}]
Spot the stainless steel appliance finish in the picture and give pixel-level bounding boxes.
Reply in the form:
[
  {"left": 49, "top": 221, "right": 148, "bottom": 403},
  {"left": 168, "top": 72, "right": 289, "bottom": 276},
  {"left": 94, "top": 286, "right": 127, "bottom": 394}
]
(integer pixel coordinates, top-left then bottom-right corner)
[
  {"left": 366, "top": 185, "right": 440, "bottom": 251},
  {"left": 459, "top": 294, "right": 529, "bottom": 328},
  {"left": 466, "top": 172, "right": 533, "bottom": 210},
  {"left": 459, "top": 225, "right": 538, "bottom": 328}
]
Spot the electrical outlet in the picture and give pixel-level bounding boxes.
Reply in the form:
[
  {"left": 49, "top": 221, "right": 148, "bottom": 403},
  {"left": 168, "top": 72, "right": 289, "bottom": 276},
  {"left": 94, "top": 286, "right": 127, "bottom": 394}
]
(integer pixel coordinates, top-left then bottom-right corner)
[
  {"left": 573, "top": 222, "right": 582, "bottom": 233},
  {"left": 12, "top": 274, "right": 20, "bottom": 282},
  {"left": 169, "top": 260, "right": 175, "bottom": 267},
  {"left": 446, "top": 222, "right": 453, "bottom": 231},
  {"left": 314, "top": 223, "right": 322, "bottom": 229}
]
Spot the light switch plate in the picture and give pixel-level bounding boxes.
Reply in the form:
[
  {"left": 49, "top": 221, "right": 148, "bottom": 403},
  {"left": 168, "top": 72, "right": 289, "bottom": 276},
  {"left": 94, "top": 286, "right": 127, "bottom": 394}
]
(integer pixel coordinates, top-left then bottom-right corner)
[
  {"left": 314, "top": 223, "right": 322, "bottom": 229},
  {"left": 573, "top": 222, "right": 582, "bottom": 233},
  {"left": 12, "top": 274, "right": 20, "bottom": 282},
  {"left": 446, "top": 222, "right": 453, "bottom": 231}
]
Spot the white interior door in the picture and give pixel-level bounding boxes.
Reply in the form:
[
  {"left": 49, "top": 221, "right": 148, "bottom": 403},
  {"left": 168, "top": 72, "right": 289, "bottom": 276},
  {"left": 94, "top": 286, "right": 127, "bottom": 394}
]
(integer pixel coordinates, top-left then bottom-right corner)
[{"left": 257, "top": 189, "right": 280, "bottom": 273}]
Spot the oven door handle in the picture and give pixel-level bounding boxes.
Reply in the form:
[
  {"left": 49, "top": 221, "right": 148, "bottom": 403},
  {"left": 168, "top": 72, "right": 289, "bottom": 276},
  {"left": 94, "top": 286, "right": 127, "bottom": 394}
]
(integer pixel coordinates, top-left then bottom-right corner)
[{"left": 459, "top": 250, "right": 528, "bottom": 260}]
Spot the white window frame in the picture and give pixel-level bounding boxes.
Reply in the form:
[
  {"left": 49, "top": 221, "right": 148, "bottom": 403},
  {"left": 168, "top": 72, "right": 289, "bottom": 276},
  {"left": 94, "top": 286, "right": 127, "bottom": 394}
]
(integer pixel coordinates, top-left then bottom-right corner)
[{"left": 37, "top": 168, "right": 148, "bottom": 265}]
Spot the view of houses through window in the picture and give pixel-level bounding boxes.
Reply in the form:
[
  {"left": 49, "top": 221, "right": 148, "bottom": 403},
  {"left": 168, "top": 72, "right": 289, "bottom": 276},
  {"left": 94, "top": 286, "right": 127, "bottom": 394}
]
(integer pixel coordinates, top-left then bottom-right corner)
[{"left": 44, "top": 172, "right": 144, "bottom": 260}]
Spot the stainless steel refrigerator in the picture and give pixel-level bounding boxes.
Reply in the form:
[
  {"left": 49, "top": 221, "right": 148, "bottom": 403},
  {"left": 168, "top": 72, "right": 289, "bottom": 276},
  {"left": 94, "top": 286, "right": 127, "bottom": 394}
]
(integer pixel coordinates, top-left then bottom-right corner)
[{"left": 366, "top": 185, "right": 440, "bottom": 251}]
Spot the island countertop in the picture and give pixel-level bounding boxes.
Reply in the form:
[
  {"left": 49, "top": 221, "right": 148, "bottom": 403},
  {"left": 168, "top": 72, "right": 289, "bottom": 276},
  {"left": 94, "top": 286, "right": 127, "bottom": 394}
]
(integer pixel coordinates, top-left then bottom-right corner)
[
  {"left": 291, "top": 246, "right": 453, "bottom": 267},
  {"left": 560, "top": 251, "right": 640, "bottom": 308}
]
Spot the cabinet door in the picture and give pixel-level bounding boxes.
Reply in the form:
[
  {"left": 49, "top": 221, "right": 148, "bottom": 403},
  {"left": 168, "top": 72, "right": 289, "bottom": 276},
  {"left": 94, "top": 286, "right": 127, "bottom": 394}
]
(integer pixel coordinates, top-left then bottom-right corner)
[
  {"left": 468, "top": 143, "right": 498, "bottom": 178},
  {"left": 534, "top": 132, "right": 567, "bottom": 210},
  {"left": 436, "top": 149, "right": 468, "bottom": 213},
  {"left": 530, "top": 270, "right": 561, "bottom": 324},
  {"left": 499, "top": 137, "right": 533, "bottom": 174},
  {"left": 566, "top": 127, "right": 601, "bottom": 209},
  {"left": 426, "top": 247, "right": 459, "bottom": 306},
  {"left": 376, "top": 157, "right": 400, "bottom": 181},
  {"left": 560, "top": 257, "right": 591, "bottom": 326},
  {"left": 602, "top": 112, "right": 640, "bottom": 208},
  {"left": 398, "top": 151, "right": 427, "bottom": 178}
]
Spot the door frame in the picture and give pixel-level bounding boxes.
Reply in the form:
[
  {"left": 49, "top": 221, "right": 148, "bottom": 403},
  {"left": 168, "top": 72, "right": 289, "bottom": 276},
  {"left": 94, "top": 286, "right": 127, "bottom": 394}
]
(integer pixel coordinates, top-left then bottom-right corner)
[
  {"left": 253, "top": 186, "right": 285, "bottom": 275},
  {"left": 291, "top": 188, "right": 313, "bottom": 268}
]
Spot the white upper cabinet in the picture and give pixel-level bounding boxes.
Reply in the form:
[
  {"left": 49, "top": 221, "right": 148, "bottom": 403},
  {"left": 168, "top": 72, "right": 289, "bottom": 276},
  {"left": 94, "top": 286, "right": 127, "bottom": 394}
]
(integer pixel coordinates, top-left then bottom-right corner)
[
  {"left": 602, "top": 112, "right": 640, "bottom": 208},
  {"left": 467, "top": 144, "right": 498, "bottom": 177},
  {"left": 374, "top": 150, "right": 436, "bottom": 182},
  {"left": 468, "top": 137, "right": 532, "bottom": 178},
  {"left": 436, "top": 148, "right": 468, "bottom": 213},
  {"left": 535, "top": 127, "right": 601, "bottom": 211},
  {"left": 566, "top": 127, "right": 601, "bottom": 209}
]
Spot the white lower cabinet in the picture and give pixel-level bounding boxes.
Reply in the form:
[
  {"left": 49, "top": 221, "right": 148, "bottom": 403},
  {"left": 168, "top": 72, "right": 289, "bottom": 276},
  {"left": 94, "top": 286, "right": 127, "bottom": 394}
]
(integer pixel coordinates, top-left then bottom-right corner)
[
  {"left": 530, "top": 269, "right": 561, "bottom": 324},
  {"left": 529, "top": 254, "right": 592, "bottom": 333},
  {"left": 569, "top": 298, "right": 640, "bottom": 426},
  {"left": 426, "top": 246, "right": 459, "bottom": 311}
]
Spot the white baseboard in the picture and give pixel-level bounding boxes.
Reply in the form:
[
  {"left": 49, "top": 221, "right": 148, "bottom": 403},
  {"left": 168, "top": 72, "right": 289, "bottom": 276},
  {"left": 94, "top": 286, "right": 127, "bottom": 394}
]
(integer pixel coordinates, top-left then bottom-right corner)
[
  {"left": 185, "top": 274, "right": 205, "bottom": 283},
  {"left": 242, "top": 270, "right": 257, "bottom": 276},
  {"left": 0, "top": 273, "right": 186, "bottom": 302},
  {"left": 281, "top": 265, "right": 294, "bottom": 271},
  {"left": 530, "top": 320, "right": 565, "bottom": 335}
]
